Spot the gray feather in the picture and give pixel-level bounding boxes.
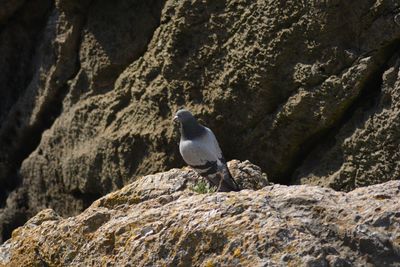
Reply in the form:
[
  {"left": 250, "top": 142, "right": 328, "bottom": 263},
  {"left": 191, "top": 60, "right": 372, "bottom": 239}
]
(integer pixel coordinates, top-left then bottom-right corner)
[{"left": 179, "top": 128, "right": 222, "bottom": 167}]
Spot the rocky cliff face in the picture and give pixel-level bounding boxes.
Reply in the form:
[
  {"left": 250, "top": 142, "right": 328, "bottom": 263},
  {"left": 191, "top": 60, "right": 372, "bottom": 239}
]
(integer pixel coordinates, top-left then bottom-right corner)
[
  {"left": 0, "top": 0, "right": 400, "bottom": 244},
  {"left": 0, "top": 162, "right": 399, "bottom": 266}
]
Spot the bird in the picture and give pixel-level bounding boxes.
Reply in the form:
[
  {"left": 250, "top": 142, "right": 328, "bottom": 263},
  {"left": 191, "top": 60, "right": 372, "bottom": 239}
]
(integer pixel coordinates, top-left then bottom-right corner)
[{"left": 173, "top": 109, "right": 240, "bottom": 192}]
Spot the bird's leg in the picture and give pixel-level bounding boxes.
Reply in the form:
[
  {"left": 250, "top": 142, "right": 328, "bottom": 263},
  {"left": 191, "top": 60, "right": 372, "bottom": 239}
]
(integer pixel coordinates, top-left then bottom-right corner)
[{"left": 216, "top": 173, "right": 224, "bottom": 192}]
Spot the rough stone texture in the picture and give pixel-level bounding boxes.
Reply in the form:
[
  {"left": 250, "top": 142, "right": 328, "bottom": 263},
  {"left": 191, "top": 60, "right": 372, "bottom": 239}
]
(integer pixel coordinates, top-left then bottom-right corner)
[
  {"left": 0, "top": 0, "right": 164, "bottom": 242},
  {"left": 1, "top": 0, "right": 400, "bottom": 243},
  {"left": 0, "top": 166, "right": 399, "bottom": 266},
  {"left": 294, "top": 57, "right": 400, "bottom": 191},
  {"left": 0, "top": 0, "right": 53, "bottom": 243},
  {"left": 228, "top": 159, "right": 270, "bottom": 190}
]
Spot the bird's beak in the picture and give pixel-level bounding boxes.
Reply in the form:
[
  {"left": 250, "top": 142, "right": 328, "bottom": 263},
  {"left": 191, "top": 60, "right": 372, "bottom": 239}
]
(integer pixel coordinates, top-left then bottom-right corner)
[{"left": 173, "top": 116, "right": 179, "bottom": 122}]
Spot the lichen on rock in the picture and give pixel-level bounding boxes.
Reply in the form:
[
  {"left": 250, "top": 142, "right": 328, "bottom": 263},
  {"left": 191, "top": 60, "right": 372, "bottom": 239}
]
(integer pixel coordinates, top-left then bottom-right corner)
[{"left": 0, "top": 162, "right": 399, "bottom": 266}]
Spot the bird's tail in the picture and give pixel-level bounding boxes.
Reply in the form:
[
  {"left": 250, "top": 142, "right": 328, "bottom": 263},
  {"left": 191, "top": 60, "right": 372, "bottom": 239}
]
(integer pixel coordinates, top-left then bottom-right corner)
[{"left": 217, "top": 167, "right": 240, "bottom": 192}]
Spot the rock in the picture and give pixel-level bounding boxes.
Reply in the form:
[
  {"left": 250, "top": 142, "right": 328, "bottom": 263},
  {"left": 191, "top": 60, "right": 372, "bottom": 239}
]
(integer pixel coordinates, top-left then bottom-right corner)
[
  {"left": 294, "top": 56, "right": 400, "bottom": 191},
  {"left": 0, "top": 166, "right": 399, "bottom": 266},
  {"left": 0, "top": 0, "right": 25, "bottom": 23},
  {"left": 1, "top": 0, "right": 400, "bottom": 243},
  {"left": 228, "top": 159, "right": 270, "bottom": 190},
  {"left": 0, "top": 0, "right": 52, "bottom": 198},
  {"left": 96, "top": 160, "right": 267, "bottom": 210},
  {"left": 0, "top": 0, "right": 164, "bottom": 241}
]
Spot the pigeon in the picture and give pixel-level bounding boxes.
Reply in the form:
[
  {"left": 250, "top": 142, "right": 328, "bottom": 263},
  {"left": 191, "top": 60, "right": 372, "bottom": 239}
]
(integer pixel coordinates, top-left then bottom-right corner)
[{"left": 173, "top": 109, "right": 239, "bottom": 192}]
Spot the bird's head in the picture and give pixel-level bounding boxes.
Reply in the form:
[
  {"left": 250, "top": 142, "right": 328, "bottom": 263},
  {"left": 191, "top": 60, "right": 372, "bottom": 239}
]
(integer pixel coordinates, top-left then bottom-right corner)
[{"left": 173, "top": 109, "right": 196, "bottom": 124}]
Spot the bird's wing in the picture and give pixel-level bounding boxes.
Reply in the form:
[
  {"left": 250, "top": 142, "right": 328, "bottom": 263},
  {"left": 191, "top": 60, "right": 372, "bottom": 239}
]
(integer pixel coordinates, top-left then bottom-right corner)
[
  {"left": 203, "top": 127, "right": 224, "bottom": 160},
  {"left": 180, "top": 127, "right": 239, "bottom": 191},
  {"left": 179, "top": 137, "right": 219, "bottom": 170},
  {"left": 204, "top": 127, "right": 239, "bottom": 191}
]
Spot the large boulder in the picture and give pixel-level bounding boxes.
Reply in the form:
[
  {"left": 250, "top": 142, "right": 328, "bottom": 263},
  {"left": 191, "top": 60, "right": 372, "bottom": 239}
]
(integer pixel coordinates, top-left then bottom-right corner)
[{"left": 0, "top": 164, "right": 399, "bottom": 266}]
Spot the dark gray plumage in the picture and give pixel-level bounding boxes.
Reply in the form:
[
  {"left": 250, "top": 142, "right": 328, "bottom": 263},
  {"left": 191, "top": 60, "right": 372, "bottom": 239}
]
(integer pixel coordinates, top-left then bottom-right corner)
[{"left": 173, "top": 109, "right": 239, "bottom": 192}]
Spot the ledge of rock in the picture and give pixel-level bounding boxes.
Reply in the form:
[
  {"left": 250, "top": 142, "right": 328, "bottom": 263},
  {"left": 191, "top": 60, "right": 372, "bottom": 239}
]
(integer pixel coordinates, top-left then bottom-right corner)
[{"left": 0, "top": 161, "right": 399, "bottom": 266}]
